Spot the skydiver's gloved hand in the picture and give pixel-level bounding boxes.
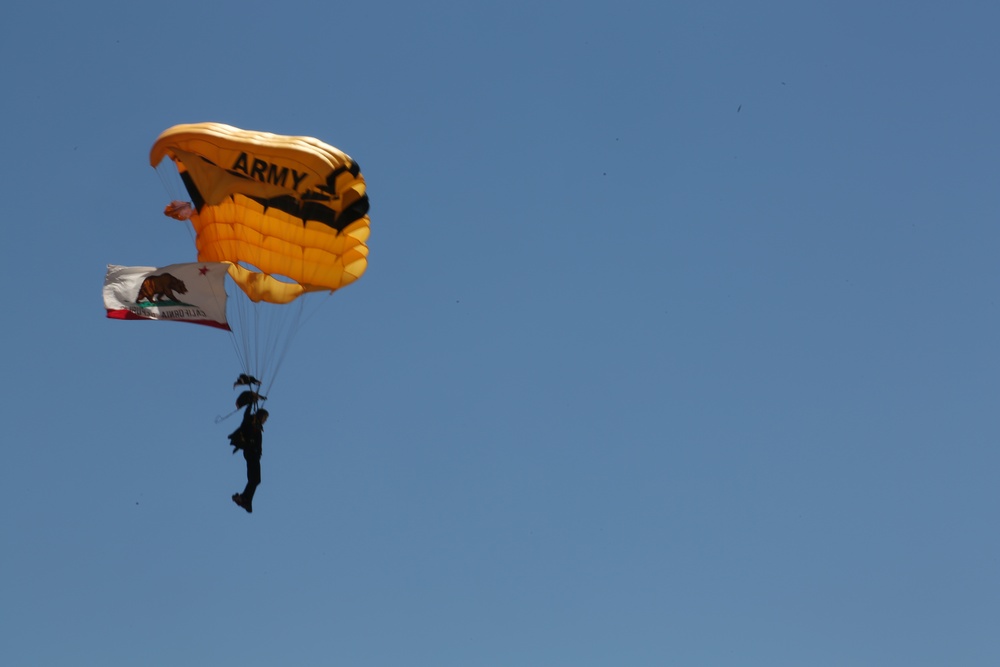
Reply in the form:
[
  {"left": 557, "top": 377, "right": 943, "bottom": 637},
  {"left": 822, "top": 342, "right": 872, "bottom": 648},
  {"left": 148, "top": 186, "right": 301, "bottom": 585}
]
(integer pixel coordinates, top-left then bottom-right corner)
[{"left": 164, "top": 201, "right": 194, "bottom": 220}]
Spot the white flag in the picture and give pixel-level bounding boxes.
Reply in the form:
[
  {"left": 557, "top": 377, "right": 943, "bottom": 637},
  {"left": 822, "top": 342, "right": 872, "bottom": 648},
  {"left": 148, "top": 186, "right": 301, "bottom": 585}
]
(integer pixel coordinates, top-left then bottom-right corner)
[{"left": 104, "top": 262, "right": 230, "bottom": 330}]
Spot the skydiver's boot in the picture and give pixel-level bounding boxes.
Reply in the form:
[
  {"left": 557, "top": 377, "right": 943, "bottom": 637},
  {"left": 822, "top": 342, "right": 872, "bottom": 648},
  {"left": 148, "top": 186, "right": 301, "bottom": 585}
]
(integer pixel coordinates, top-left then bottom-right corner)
[{"left": 232, "top": 493, "right": 252, "bottom": 513}]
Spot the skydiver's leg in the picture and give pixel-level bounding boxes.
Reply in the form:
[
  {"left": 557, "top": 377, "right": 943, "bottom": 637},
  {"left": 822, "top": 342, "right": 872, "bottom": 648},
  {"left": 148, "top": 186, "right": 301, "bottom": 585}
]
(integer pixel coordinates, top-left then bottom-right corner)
[{"left": 242, "top": 455, "right": 261, "bottom": 506}]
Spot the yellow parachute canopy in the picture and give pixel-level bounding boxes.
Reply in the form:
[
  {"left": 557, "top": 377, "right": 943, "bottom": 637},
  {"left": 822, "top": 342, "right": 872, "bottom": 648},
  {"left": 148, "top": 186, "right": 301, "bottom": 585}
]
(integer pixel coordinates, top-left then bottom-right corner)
[{"left": 150, "top": 123, "right": 370, "bottom": 304}]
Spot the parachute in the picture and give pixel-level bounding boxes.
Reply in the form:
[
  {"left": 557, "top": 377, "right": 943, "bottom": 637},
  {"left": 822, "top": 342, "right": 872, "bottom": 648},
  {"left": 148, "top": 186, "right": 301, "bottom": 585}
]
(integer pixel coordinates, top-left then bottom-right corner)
[{"left": 150, "top": 122, "right": 371, "bottom": 393}]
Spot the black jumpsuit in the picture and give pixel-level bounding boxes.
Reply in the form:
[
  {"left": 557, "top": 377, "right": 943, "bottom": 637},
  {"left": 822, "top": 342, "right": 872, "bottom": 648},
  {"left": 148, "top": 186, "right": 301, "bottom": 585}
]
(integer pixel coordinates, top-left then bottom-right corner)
[{"left": 230, "top": 408, "right": 263, "bottom": 512}]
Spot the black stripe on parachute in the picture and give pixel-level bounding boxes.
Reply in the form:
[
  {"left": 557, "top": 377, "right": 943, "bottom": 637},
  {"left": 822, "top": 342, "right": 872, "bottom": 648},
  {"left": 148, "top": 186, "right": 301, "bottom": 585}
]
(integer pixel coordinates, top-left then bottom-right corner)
[{"left": 180, "top": 161, "right": 368, "bottom": 233}]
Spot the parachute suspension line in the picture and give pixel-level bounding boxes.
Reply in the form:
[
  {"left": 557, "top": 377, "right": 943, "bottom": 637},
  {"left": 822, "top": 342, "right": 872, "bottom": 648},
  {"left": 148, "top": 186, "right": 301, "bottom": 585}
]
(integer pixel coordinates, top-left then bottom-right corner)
[
  {"left": 227, "top": 291, "right": 329, "bottom": 401},
  {"left": 155, "top": 162, "right": 192, "bottom": 220},
  {"left": 250, "top": 295, "right": 301, "bottom": 399},
  {"left": 230, "top": 284, "right": 257, "bottom": 382},
  {"left": 223, "top": 286, "right": 308, "bottom": 400},
  {"left": 155, "top": 162, "right": 183, "bottom": 202},
  {"left": 261, "top": 296, "right": 305, "bottom": 397},
  {"left": 261, "top": 291, "right": 333, "bottom": 399},
  {"left": 219, "top": 282, "right": 248, "bottom": 381},
  {"left": 156, "top": 161, "right": 200, "bottom": 251}
]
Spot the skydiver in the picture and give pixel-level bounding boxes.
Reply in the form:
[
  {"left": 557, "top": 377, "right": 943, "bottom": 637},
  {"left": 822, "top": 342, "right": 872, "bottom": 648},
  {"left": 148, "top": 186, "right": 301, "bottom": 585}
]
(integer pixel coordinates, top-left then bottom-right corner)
[{"left": 229, "top": 405, "right": 269, "bottom": 514}]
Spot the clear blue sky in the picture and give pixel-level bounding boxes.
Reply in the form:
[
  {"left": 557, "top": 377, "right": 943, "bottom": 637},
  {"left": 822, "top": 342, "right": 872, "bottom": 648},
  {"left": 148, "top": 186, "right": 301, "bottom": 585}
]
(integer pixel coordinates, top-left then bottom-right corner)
[{"left": 3, "top": 1, "right": 999, "bottom": 665}]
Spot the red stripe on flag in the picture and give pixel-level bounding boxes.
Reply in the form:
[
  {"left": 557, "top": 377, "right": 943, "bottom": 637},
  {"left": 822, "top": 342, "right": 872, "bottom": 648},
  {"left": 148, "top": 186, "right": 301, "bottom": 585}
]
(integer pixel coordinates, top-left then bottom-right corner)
[{"left": 105, "top": 309, "right": 231, "bottom": 331}]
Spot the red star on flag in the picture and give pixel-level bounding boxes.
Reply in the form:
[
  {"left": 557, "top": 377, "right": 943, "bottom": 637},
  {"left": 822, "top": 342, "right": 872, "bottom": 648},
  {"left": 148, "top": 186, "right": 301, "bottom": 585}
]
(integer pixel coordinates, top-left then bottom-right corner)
[{"left": 199, "top": 266, "right": 210, "bottom": 275}]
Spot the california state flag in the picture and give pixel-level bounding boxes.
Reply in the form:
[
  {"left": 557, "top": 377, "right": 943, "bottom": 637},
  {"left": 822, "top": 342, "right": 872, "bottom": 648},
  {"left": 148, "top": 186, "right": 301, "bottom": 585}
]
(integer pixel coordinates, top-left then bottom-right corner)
[{"left": 104, "top": 262, "right": 231, "bottom": 330}]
